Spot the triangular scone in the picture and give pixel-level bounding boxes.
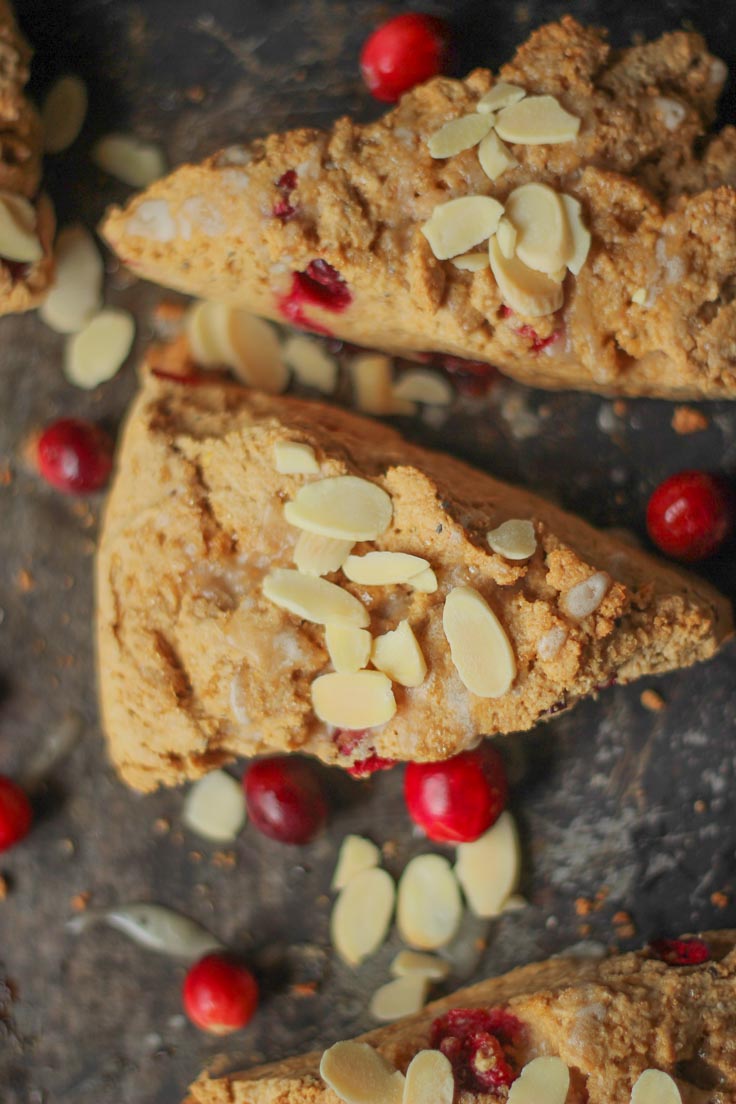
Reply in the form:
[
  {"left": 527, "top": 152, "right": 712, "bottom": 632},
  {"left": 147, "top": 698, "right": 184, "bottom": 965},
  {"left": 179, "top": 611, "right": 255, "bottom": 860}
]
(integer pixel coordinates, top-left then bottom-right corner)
[
  {"left": 186, "top": 931, "right": 736, "bottom": 1104},
  {"left": 96, "top": 348, "right": 731, "bottom": 792},
  {"left": 103, "top": 18, "right": 736, "bottom": 399}
]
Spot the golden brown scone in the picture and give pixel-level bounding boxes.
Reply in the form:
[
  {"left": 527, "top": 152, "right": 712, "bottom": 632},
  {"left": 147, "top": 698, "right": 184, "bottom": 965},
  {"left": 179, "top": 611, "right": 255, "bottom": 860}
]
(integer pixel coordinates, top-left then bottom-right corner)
[
  {"left": 103, "top": 18, "right": 736, "bottom": 399},
  {"left": 96, "top": 342, "right": 731, "bottom": 791},
  {"left": 185, "top": 931, "right": 736, "bottom": 1104}
]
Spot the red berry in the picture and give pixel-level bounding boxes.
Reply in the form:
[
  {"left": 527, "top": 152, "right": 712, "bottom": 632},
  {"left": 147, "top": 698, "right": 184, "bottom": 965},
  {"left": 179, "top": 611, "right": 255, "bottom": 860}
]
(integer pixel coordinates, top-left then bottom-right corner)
[
  {"left": 431, "top": 1007, "right": 522, "bottom": 1092},
  {"left": 404, "top": 745, "right": 507, "bottom": 843},
  {"left": 347, "top": 753, "right": 397, "bottom": 779},
  {"left": 183, "top": 952, "right": 258, "bottom": 1035},
  {"left": 646, "top": 471, "right": 733, "bottom": 562},
  {"left": 36, "top": 418, "right": 113, "bottom": 494},
  {"left": 244, "top": 756, "right": 327, "bottom": 844},
  {"left": 0, "top": 776, "right": 33, "bottom": 852},
  {"left": 649, "top": 937, "right": 711, "bottom": 966},
  {"left": 360, "top": 13, "right": 449, "bottom": 103}
]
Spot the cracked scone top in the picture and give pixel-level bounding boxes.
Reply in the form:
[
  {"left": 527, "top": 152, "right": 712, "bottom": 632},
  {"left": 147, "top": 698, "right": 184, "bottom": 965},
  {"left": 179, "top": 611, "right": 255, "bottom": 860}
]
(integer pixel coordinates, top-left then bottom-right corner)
[
  {"left": 103, "top": 18, "right": 736, "bottom": 399},
  {"left": 96, "top": 348, "right": 731, "bottom": 791}
]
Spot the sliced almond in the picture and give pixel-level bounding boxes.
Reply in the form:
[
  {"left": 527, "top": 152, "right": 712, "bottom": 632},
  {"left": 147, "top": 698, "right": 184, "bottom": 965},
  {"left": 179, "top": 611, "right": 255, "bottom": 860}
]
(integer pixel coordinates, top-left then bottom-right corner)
[
  {"left": 321, "top": 1043, "right": 405, "bottom": 1104},
  {"left": 478, "top": 130, "right": 517, "bottom": 181},
  {"left": 0, "top": 192, "right": 42, "bottom": 263},
  {"left": 404, "top": 1050, "right": 455, "bottom": 1104},
  {"left": 350, "top": 352, "right": 412, "bottom": 416},
  {"left": 443, "top": 586, "right": 515, "bottom": 698},
  {"left": 39, "top": 224, "right": 103, "bottom": 334},
  {"left": 283, "top": 334, "right": 338, "bottom": 394},
  {"left": 182, "top": 769, "right": 247, "bottom": 842},
  {"left": 284, "top": 476, "right": 393, "bottom": 542},
  {"left": 489, "top": 237, "right": 564, "bottom": 318},
  {"left": 428, "top": 114, "right": 493, "bottom": 159},
  {"left": 370, "top": 975, "right": 429, "bottom": 1023},
  {"left": 486, "top": 519, "right": 536, "bottom": 561},
  {"left": 632, "top": 288, "right": 648, "bottom": 306},
  {"left": 330, "top": 868, "right": 396, "bottom": 967},
  {"left": 560, "top": 194, "right": 591, "bottom": 276},
  {"left": 392, "top": 371, "right": 453, "bottom": 407},
  {"left": 477, "top": 82, "right": 526, "bottom": 114},
  {"left": 495, "top": 95, "right": 581, "bottom": 145},
  {"left": 390, "top": 950, "right": 450, "bottom": 980},
  {"left": 65, "top": 308, "right": 135, "bottom": 389},
  {"left": 372, "top": 621, "right": 427, "bottom": 688},
  {"left": 92, "top": 133, "right": 167, "bottom": 187},
  {"left": 560, "top": 571, "right": 610, "bottom": 620},
  {"left": 630, "top": 1070, "right": 682, "bottom": 1104},
  {"left": 505, "top": 183, "right": 571, "bottom": 275},
  {"left": 326, "top": 624, "right": 372, "bottom": 673},
  {"left": 263, "top": 568, "right": 369, "bottom": 627},
  {"left": 225, "top": 310, "right": 288, "bottom": 393},
  {"left": 343, "top": 552, "right": 429, "bottom": 586},
  {"left": 186, "top": 301, "right": 231, "bottom": 366},
  {"left": 508, "top": 1057, "right": 570, "bottom": 1104},
  {"left": 42, "top": 75, "right": 88, "bottom": 154},
  {"left": 397, "top": 854, "right": 463, "bottom": 951},
  {"left": 331, "top": 835, "right": 381, "bottom": 891},
  {"left": 293, "top": 531, "right": 354, "bottom": 577},
  {"left": 273, "top": 440, "right": 320, "bottom": 475},
  {"left": 410, "top": 568, "right": 438, "bottom": 594},
  {"left": 312, "top": 671, "right": 396, "bottom": 729},
  {"left": 422, "top": 196, "right": 504, "bottom": 261},
  {"left": 455, "top": 811, "right": 521, "bottom": 918},
  {"left": 496, "top": 217, "right": 517, "bottom": 259},
  {"left": 451, "top": 251, "right": 489, "bottom": 272}
]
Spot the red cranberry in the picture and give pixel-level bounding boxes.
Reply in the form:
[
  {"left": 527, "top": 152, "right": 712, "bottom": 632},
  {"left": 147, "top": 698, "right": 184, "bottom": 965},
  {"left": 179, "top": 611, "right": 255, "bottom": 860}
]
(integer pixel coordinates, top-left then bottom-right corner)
[
  {"left": 646, "top": 471, "right": 733, "bottom": 562},
  {"left": 515, "top": 324, "right": 562, "bottom": 354},
  {"left": 360, "top": 13, "right": 449, "bottom": 103},
  {"left": 183, "top": 952, "right": 258, "bottom": 1035},
  {"left": 0, "top": 776, "right": 33, "bottom": 852},
  {"left": 441, "top": 355, "right": 499, "bottom": 397},
  {"left": 36, "top": 418, "right": 113, "bottom": 494},
  {"left": 467, "top": 1031, "right": 517, "bottom": 1091},
  {"left": 334, "top": 729, "right": 369, "bottom": 757},
  {"left": 244, "top": 756, "right": 327, "bottom": 844},
  {"left": 273, "top": 169, "right": 298, "bottom": 221},
  {"left": 431, "top": 1007, "right": 522, "bottom": 1092},
  {"left": 151, "top": 368, "right": 207, "bottom": 386},
  {"left": 347, "top": 753, "right": 397, "bottom": 779},
  {"left": 649, "top": 937, "right": 711, "bottom": 966},
  {"left": 276, "top": 260, "right": 352, "bottom": 335},
  {"left": 404, "top": 745, "right": 507, "bottom": 843}
]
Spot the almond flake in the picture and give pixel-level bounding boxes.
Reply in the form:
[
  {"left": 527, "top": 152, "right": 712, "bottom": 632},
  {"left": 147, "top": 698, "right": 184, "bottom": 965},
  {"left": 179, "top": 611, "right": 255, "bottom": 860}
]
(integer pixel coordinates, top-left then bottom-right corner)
[
  {"left": 293, "top": 532, "right": 354, "bottom": 576},
  {"left": 632, "top": 288, "right": 647, "bottom": 306},
  {"left": 343, "top": 552, "right": 429, "bottom": 586},
  {"left": 495, "top": 95, "right": 581, "bottom": 145},
  {"left": 496, "top": 217, "right": 517, "bottom": 259},
  {"left": 478, "top": 130, "right": 517, "bottom": 181},
  {"left": 630, "top": 1070, "right": 682, "bottom": 1104},
  {"left": 560, "top": 571, "right": 610, "bottom": 620},
  {"left": 397, "top": 854, "right": 462, "bottom": 950},
  {"left": 283, "top": 333, "right": 338, "bottom": 393},
  {"left": 273, "top": 441, "right": 319, "bottom": 475},
  {"left": 182, "top": 769, "right": 247, "bottom": 842},
  {"left": 455, "top": 811, "right": 521, "bottom": 918},
  {"left": 42, "top": 75, "right": 88, "bottom": 154},
  {"left": 410, "top": 568, "right": 438, "bottom": 594},
  {"left": 92, "top": 133, "right": 167, "bottom": 187},
  {"left": 422, "top": 196, "right": 504, "bottom": 261},
  {"left": 350, "top": 352, "right": 412, "bottom": 416},
  {"left": 186, "top": 301, "right": 231, "bottom": 366},
  {"left": 372, "top": 621, "right": 427, "bottom": 688},
  {"left": 404, "top": 1050, "right": 455, "bottom": 1104},
  {"left": 477, "top": 82, "right": 526, "bottom": 114},
  {"left": 321, "top": 1043, "right": 405, "bottom": 1104},
  {"left": 486, "top": 519, "right": 536, "bottom": 560},
  {"left": 560, "top": 194, "right": 591, "bottom": 275},
  {"left": 505, "top": 183, "right": 571, "bottom": 275},
  {"left": 312, "top": 670, "right": 396, "bottom": 729},
  {"left": 392, "top": 371, "right": 453, "bottom": 407},
  {"left": 330, "top": 868, "right": 397, "bottom": 967},
  {"left": 443, "top": 586, "right": 515, "bottom": 698},
  {"left": 489, "top": 237, "right": 564, "bottom": 317},
  {"left": 39, "top": 224, "right": 103, "bottom": 334},
  {"left": 451, "top": 251, "right": 489, "bottom": 272},
  {"left": 508, "top": 1057, "right": 570, "bottom": 1104},
  {"left": 285, "top": 476, "right": 393, "bottom": 542},
  {"left": 390, "top": 950, "right": 450, "bottom": 980},
  {"left": 331, "top": 835, "right": 381, "bottom": 891},
  {"left": 326, "top": 624, "right": 372, "bottom": 673},
  {"left": 65, "top": 308, "right": 135, "bottom": 389},
  {"left": 428, "top": 113, "right": 493, "bottom": 159},
  {"left": 370, "top": 974, "right": 429, "bottom": 1023},
  {"left": 0, "top": 192, "right": 42, "bottom": 263},
  {"left": 225, "top": 310, "right": 288, "bottom": 393},
  {"left": 263, "top": 568, "right": 369, "bottom": 627}
]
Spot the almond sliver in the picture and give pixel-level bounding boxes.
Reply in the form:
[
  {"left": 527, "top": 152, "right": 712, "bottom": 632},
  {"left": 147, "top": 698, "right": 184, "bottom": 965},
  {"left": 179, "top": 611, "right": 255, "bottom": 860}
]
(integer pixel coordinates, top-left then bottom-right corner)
[
  {"left": 478, "top": 130, "right": 517, "bottom": 181},
  {"left": 225, "top": 310, "right": 288, "bottom": 393},
  {"left": 560, "top": 571, "right": 610, "bottom": 620},
  {"left": 65, "top": 308, "right": 135, "bottom": 389},
  {"left": 285, "top": 476, "right": 393, "bottom": 542},
  {"left": 630, "top": 1070, "right": 682, "bottom": 1104},
  {"left": 326, "top": 624, "right": 372, "bottom": 673},
  {"left": 273, "top": 441, "right": 320, "bottom": 475},
  {"left": 390, "top": 950, "right": 450, "bottom": 980},
  {"left": 505, "top": 183, "right": 571, "bottom": 275},
  {"left": 283, "top": 334, "right": 338, "bottom": 393},
  {"left": 370, "top": 975, "right": 429, "bottom": 1023},
  {"left": 321, "top": 1042, "right": 404, "bottom": 1104},
  {"left": 392, "top": 370, "right": 453, "bottom": 407},
  {"left": 39, "top": 224, "right": 103, "bottom": 334},
  {"left": 422, "top": 196, "right": 504, "bottom": 260},
  {"left": 477, "top": 82, "right": 526, "bottom": 114},
  {"left": 486, "top": 519, "right": 536, "bottom": 560},
  {"left": 92, "top": 132, "right": 167, "bottom": 187},
  {"left": 263, "top": 568, "right": 368, "bottom": 627},
  {"left": 329, "top": 868, "right": 397, "bottom": 967},
  {"left": 404, "top": 1050, "right": 455, "bottom": 1104},
  {"left": 508, "top": 1058, "right": 570, "bottom": 1104},
  {"left": 489, "top": 237, "right": 564, "bottom": 317},
  {"left": 182, "top": 769, "right": 247, "bottom": 842},
  {"left": 186, "top": 301, "right": 231, "bottom": 366},
  {"left": 495, "top": 94, "right": 580, "bottom": 145},
  {"left": 496, "top": 217, "right": 517, "bottom": 259},
  {"left": 42, "top": 75, "right": 88, "bottom": 154},
  {"left": 0, "top": 192, "right": 42, "bottom": 263},
  {"left": 312, "top": 671, "right": 396, "bottom": 729},
  {"left": 455, "top": 811, "right": 520, "bottom": 918},
  {"left": 410, "top": 568, "right": 438, "bottom": 594},
  {"left": 451, "top": 251, "right": 489, "bottom": 272},
  {"left": 428, "top": 113, "right": 493, "bottom": 158},
  {"left": 443, "top": 585, "right": 516, "bottom": 698},
  {"left": 343, "top": 552, "right": 429, "bottom": 585},
  {"left": 372, "top": 621, "right": 427, "bottom": 688},
  {"left": 397, "top": 854, "right": 462, "bottom": 950},
  {"left": 331, "top": 835, "right": 381, "bottom": 891},
  {"left": 560, "top": 193, "right": 591, "bottom": 275},
  {"left": 293, "top": 531, "right": 354, "bottom": 576},
  {"left": 350, "top": 353, "right": 406, "bottom": 416}
]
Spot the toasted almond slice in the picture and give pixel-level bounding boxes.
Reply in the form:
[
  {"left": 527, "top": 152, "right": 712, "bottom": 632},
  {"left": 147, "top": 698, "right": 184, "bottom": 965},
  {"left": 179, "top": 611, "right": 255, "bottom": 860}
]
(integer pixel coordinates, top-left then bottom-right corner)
[
  {"left": 487, "top": 519, "right": 536, "bottom": 560},
  {"left": 404, "top": 1050, "right": 455, "bottom": 1104},
  {"left": 397, "top": 855, "right": 462, "bottom": 951},
  {"left": 65, "top": 308, "right": 136, "bottom": 389},
  {"left": 225, "top": 310, "right": 288, "bottom": 393},
  {"left": 372, "top": 621, "right": 427, "bottom": 688},
  {"left": 443, "top": 586, "right": 515, "bottom": 698},
  {"left": 489, "top": 237, "right": 564, "bottom": 317},
  {"left": 451, "top": 251, "right": 489, "bottom": 272},
  {"left": 283, "top": 333, "right": 338, "bottom": 394},
  {"left": 390, "top": 950, "right": 450, "bottom": 980},
  {"left": 326, "top": 624, "right": 372, "bottom": 673},
  {"left": 505, "top": 183, "right": 571, "bottom": 275},
  {"left": 560, "top": 194, "right": 591, "bottom": 276},
  {"left": 182, "top": 769, "right": 247, "bottom": 842},
  {"left": 0, "top": 192, "right": 42, "bottom": 263},
  {"left": 455, "top": 811, "right": 521, "bottom": 918},
  {"left": 371, "top": 975, "right": 429, "bottom": 1023},
  {"left": 293, "top": 531, "right": 354, "bottom": 577},
  {"left": 263, "top": 568, "right": 369, "bottom": 627},
  {"left": 428, "top": 113, "right": 493, "bottom": 158},
  {"left": 560, "top": 571, "right": 610, "bottom": 620},
  {"left": 285, "top": 476, "right": 393, "bottom": 542},
  {"left": 92, "top": 133, "right": 167, "bottom": 187},
  {"left": 478, "top": 82, "right": 526, "bottom": 114},
  {"left": 495, "top": 94, "right": 580, "bottom": 145},
  {"left": 186, "top": 301, "right": 231, "bottom": 366},
  {"left": 312, "top": 671, "right": 396, "bottom": 729},
  {"left": 496, "top": 217, "right": 517, "bottom": 259},
  {"left": 343, "top": 552, "right": 429, "bottom": 586},
  {"left": 630, "top": 1070, "right": 682, "bottom": 1104},
  {"left": 410, "top": 568, "right": 438, "bottom": 594},
  {"left": 330, "top": 868, "right": 397, "bottom": 967},
  {"left": 392, "top": 371, "right": 453, "bottom": 407},
  {"left": 508, "top": 1058, "right": 570, "bottom": 1104},
  {"left": 331, "top": 835, "right": 381, "bottom": 891},
  {"left": 350, "top": 352, "right": 411, "bottom": 416},
  {"left": 478, "top": 130, "right": 517, "bottom": 181},
  {"left": 632, "top": 288, "right": 647, "bottom": 306},
  {"left": 273, "top": 441, "right": 320, "bottom": 475},
  {"left": 39, "top": 224, "right": 103, "bottom": 334},
  {"left": 422, "top": 196, "right": 504, "bottom": 261},
  {"left": 321, "top": 1042, "right": 405, "bottom": 1104},
  {"left": 42, "top": 75, "right": 88, "bottom": 154}
]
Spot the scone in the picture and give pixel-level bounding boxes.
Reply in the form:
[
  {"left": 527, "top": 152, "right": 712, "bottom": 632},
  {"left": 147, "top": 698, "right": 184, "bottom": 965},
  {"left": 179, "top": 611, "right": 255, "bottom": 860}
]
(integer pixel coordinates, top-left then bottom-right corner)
[
  {"left": 0, "top": 0, "right": 54, "bottom": 314},
  {"left": 185, "top": 931, "right": 736, "bottom": 1104},
  {"left": 96, "top": 342, "right": 731, "bottom": 791},
  {"left": 103, "top": 18, "right": 736, "bottom": 399}
]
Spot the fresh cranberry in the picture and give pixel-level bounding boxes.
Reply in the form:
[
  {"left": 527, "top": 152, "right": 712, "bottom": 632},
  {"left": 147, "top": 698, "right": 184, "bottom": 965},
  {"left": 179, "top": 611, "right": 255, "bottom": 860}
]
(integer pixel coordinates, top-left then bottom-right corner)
[
  {"left": 649, "top": 937, "right": 711, "bottom": 966},
  {"left": 273, "top": 169, "right": 298, "bottom": 221},
  {"left": 646, "top": 471, "right": 733, "bottom": 562},
  {"left": 431, "top": 1007, "right": 522, "bottom": 1092},
  {"left": 360, "top": 13, "right": 449, "bottom": 103},
  {"left": 404, "top": 745, "right": 507, "bottom": 843},
  {"left": 244, "top": 756, "right": 327, "bottom": 844},
  {"left": 183, "top": 952, "right": 258, "bottom": 1035},
  {"left": 36, "top": 418, "right": 113, "bottom": 494},
  {"left": 347, "top": 753, "right": 397, "bottom": 779},
  {"left": 0, "top": 777, "right": 33, "bottom": 852},
  {"left": 441, "top": 355, "right": 499, "bottom": 397}
]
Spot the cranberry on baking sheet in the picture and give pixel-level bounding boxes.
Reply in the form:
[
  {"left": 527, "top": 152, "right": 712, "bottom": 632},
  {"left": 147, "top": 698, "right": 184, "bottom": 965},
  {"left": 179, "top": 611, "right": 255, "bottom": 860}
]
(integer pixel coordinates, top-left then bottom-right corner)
[
  {"left": 0, "top": 776, "right": 33, "bottom": 852},
  {"left": 244, "top": 756, "right": 327, "bottom": 844},
  {"left": 36, "top": 418, "right": 113, "bottom": 494},
  {"left": 360, "top": 13, "right": 449, "bottom": 102},
  {"left": 183, "top": 952, "right": 258, "bottom": 1034},
  {"left": 646, "top": 470, "right": 733, "bottom": 562},
  {"left": 404, "top": 745, "right": 507, "bottom": 843}
]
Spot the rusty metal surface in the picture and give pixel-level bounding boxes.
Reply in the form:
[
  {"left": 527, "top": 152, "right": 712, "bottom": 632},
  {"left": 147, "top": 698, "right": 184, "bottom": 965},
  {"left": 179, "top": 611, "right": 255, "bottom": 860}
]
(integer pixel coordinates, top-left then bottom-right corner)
[{"left": 1, "top": 1, "right": 736, "bottom": 1102}]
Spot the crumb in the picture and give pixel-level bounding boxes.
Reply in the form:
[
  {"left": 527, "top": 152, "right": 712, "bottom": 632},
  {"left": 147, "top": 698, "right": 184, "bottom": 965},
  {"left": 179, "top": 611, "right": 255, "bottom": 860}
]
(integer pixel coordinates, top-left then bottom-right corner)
[
  {"left": 382, "top": 840, "right": 398, "bottom": 860},
  {"left": 153, "top": 299, "right": 186, "bottom": 324},
  {"left": 672, "top": 406, "right": 709, "bottom": 434},
  {"left": 612, "top": 910, "right": 636, "bottom": 938},
  {"left": 474, "top": 937, "right": 487, "bottom": 952},
  {"left": 16, "top": 569, "right": 34, "bottom": 593},
  {"left": 56, "top": 654, "right": 76, "bottom": 669},
  {"left": 189, "top": 851, "right": 203, "bottom": 863},
  {"left": 612, "top": 400, "right": 628, "bottom": 417},
  {"left": 640, "top": 689, "right": 665, "bottom": 712},
  {"left": 153, "top": 817, "right": 171, "bottom": 835},
  {"left": 711, "top": 891, "right": 729, "bottom": 909},
  {"left": 0, "top": 462, "right": 12, "bottom": 486},
  {"left": 315, "top": 894, "right": 330, "bottom": 908},
  {"left": 290, "top": 981, "right": 318, "bottom": 998},
  {"left": 32, "top": 637, "right": 46, "bottom": 655},
  {"left": 594, "top": 886, "right": 610, "bottom": 908},
  {"left": 694, "top": 799, "right": 707, "bottom": 814},
  {"left": 62, "top": 575, "right": 75, "bottom": 590},
  {"left": 59, "top": 838, "right": 75, "bottom": 856},
  {"left": 575, "top": 897, "right": 593, "bottom": 916},
  {"left": 185, "top": 85, "right": 206, "bottom": 103},
  {"left": 578, "top": 922, "right": 592, "bottom": 937},
  {"left": 0, "top": 875, "right": 9, "bottom": 900},
  {"left": 212, "top": 850, "right": 237, "bottom": 869},
  {"left": 70, "top": 891, "right": 91, "bottom": 912}
]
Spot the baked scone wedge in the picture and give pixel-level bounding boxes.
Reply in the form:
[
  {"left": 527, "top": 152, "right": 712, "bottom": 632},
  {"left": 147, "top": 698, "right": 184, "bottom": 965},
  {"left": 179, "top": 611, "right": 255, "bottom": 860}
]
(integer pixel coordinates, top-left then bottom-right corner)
[
  {"left": 96, "top": 346, "right": 731, "bottom": 791},
  {"left": 185, "top": 931, "right": 736, "bottom": 1104},
  {"left": 103, "top": 18, "right": 736, "bottom": 399}
]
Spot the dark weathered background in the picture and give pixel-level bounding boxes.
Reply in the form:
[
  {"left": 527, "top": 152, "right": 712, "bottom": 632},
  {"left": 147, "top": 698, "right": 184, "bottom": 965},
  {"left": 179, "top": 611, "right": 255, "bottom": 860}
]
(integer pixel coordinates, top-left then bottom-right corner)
[{"left": 2, "top": 1, "right": 736, "bottom": 1101}]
